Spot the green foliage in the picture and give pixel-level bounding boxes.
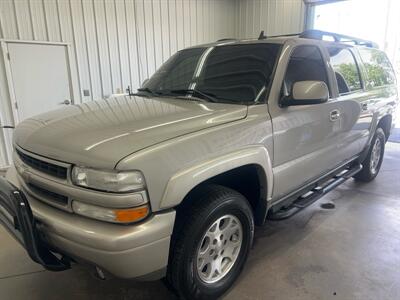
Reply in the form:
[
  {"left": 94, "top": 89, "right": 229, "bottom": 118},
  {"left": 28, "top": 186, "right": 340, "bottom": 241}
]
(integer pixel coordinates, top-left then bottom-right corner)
[
  {"left": 363, "top": 50, "right": 394, "bottom": 88},
  {"left": 364, "top": 63, "right": 390, "bottom": 87},
  {"left": 335, "top": 50, "right": 394, "bottom": 90},
  {"left": 337, "top": 63, "right": 360, "bottom": 90}
]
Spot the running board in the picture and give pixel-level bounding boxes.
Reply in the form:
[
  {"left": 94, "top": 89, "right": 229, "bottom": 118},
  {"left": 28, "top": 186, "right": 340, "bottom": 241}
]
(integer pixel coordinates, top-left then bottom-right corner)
[{"left": 268, "top": 164, "right": 362, "bottom": 221}]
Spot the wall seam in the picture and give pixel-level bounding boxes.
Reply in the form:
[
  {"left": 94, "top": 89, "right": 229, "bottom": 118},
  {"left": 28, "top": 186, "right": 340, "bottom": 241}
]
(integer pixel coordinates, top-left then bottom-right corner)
[
  {"left": 92, "top": 0, "right": 105, "bottom": 97},
  {"left": 81, "top": 0, "right": 94, "bottom": 100},
  {"left": 114, "top": 0, "right": 124, "bottom": 92},
  {"left": 42, "top": 0, "right": 49, "bottom": 40}
]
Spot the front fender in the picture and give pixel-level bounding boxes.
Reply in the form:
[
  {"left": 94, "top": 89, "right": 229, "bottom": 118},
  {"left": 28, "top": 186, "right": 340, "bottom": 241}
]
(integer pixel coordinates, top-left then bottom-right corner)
[{"left": 159, "top": 146, "right": 273, "bottom": 209}]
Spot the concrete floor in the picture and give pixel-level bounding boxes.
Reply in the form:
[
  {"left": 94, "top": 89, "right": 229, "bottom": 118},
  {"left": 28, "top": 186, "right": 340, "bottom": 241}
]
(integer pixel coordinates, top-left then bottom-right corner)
[{"left": 1, "top": 142, "right": 399, "bottom": 300}]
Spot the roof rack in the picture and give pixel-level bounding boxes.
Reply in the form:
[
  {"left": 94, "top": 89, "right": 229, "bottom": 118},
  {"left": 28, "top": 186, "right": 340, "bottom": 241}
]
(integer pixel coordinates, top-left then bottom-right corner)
[
  {"left": 257, "top": 29, "right": 378, "bottom": 48},
  {"left": 216, "top": 38, "right": 237, "bottom": 42},
  {"left": 269, "top": 33, "right": 300, "bottom": 38},
  {"left": 299, "top": 30, "right": 378, "bottom": 48},
  {"left": 257, "top": 31, "right": 299, "bottom": 40}
]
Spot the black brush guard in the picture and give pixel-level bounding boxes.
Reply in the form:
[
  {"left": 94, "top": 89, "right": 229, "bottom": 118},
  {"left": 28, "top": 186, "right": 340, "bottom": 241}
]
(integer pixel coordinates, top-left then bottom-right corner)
[{"left": 0, "top": 177, "right": 70, "bottom": 271}]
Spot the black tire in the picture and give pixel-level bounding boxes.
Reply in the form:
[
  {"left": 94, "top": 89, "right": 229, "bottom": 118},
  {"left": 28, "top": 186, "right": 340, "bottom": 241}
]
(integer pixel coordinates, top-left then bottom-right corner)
[
  {"left": 354, "top": 127, "right": 386, "bottom": 182},
  {"left": 166, "top": 185, "right": 254, "bottom": 300}
]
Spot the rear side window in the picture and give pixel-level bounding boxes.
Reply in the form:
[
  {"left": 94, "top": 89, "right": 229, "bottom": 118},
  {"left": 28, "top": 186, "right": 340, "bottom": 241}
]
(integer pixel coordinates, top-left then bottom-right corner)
[
  {"left": 284, "top": 45, "right": 329, "bottom": 95},
  {"left": 359, "top": 48, "right": 396, "bottom": 88},
  {"left": 328, "top": 47, "right": 362, "bottom": 95}
]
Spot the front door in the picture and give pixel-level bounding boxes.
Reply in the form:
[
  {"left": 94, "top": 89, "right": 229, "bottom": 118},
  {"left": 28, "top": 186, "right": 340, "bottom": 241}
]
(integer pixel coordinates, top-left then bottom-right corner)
[
  {"left": 6, "top": 42, "right": 73, "bottom": 121},
  {"left": 269, "top": 44, "right": 343, "bottom": 200}
]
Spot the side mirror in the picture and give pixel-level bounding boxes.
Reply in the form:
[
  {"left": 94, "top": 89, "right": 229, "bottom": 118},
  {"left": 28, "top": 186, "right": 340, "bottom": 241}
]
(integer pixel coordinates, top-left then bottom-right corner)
[
  {"left": 281, "top": 81, "right": 329, "bottom": 107},
  {"left": 141, "top": 79, "right": 149, "bottom": 87}
]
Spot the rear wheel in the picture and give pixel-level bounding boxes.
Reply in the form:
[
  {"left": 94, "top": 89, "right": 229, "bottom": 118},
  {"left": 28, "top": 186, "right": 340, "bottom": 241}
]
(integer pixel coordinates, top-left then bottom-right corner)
[
  {"left": 166, "top": 185, "right": 254, "bottom": 300},
  {"left": 354, "top": 128, "right": 385, "bottom": 182}
]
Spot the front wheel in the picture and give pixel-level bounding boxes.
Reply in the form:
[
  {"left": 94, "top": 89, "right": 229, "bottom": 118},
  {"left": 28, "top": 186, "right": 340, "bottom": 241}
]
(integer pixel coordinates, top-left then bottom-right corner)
[
  {"left": 354, "top": 127, "right": 386, "bottom": 182},
  {"left": 166, "top": 185, "right": 254, "bottom": 300}
]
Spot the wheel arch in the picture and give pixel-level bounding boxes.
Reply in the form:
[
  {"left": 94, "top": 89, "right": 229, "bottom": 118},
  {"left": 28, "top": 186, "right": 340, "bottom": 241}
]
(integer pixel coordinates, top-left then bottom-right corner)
[
  {"left": 377, "top": 114, "right": 392, "bottom": 141},
  {"left": 159, "top": 147, "right": 273, "bottom": 225}
]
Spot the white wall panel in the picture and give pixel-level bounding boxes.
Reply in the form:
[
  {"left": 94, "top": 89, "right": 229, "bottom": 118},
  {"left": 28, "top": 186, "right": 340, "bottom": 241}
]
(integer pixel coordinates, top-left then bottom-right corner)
[
  {"left": 0, "top": 0, "right": 238, "bottom": 167},
  {"left": 44, "top": 0, "right": 62, "bottom": 41},
  {"left": 160, "top": 0, "right": 171, "bottom": 61},
  {"left": 14, "top": 0, "right": 33, "bottom": 40},
  {"left": 143, "top": 0, "right": 156, "bottom": 75},
  {"left": 236, "top": 0, "right": 305, "bottom": 38},
  {"left": 30, "top": 0, "right": 48, "bottom": 41},
  {"left": 124, "top": 0, "right": 141, "bottom": 88}
]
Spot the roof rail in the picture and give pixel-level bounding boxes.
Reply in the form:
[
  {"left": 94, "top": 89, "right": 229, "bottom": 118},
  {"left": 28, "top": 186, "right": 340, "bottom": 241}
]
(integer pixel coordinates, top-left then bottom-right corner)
[
  {"left": 216, "top": 38, "right": 237, "bottom": 42},
  {"left": 269, "top": 33, "right": 301, "bottom": 38},
  {"left": 299, "top": 30, "right": 378, "bottom": 48}
]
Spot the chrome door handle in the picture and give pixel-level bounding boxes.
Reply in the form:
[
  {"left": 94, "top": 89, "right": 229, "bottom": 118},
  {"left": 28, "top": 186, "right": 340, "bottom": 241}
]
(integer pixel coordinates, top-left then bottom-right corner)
[
  {"left": 361, "top": 103, "right": 368, "bottom": 111},
  {"left": 330, "top": 110, "right": 340, "bottom": 121}
]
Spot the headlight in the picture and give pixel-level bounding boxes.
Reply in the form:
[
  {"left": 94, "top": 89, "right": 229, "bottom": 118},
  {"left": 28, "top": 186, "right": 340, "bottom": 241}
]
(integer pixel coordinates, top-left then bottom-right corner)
[
  {"left": 72, "top": 201, "right": 149, "bottom": 223},
  {"left": 71, "top": 166, "right": 145, "bottom": 193}
]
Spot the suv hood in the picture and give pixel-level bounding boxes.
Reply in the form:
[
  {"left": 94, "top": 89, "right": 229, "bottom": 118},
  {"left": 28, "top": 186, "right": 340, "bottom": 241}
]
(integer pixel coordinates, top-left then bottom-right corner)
[{"left": 14, "top": 95, "right": 247, "bottom": 169}]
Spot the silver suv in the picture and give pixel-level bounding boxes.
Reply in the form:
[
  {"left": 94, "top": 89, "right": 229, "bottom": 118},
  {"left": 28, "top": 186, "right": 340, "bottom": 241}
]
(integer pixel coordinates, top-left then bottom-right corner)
[{"left": 0, "top": 30, "right": 398, "bottom": 299}]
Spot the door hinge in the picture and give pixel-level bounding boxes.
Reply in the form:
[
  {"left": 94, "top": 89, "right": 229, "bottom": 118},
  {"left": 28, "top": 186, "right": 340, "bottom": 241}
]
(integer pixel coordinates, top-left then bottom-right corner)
[
  {"left": 6, "top": 52, "right": 10, "bottom": 60},
  {"left": 14, "top": 102, "right": 18, "bottom": 109}
]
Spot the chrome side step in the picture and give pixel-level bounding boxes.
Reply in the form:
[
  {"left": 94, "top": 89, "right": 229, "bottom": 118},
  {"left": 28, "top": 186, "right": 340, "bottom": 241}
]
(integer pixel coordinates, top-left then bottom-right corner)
[{"left": 268, "top": 164, "right": 362, "bottom": 221}]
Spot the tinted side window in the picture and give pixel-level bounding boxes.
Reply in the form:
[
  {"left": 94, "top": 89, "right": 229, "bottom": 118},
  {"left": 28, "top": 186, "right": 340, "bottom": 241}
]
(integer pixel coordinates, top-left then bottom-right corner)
[
  {"left": 328, "top": 48, "right": 362, "bottom": 94},
  {"left": 359, "top": 48, "right": 395, "bottom": 88},
  {"left": 284, "top": 46, "right": 329, "bottom": 95}
]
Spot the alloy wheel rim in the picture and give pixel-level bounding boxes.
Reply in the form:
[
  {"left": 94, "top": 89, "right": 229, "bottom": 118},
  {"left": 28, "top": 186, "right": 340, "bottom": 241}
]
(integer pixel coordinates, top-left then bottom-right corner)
[
  {"left": 370, "top": 138, "right": 382, "bottom": 175},
  {"left": 196, "top": 214, "right": 243, "bottom": 284}
]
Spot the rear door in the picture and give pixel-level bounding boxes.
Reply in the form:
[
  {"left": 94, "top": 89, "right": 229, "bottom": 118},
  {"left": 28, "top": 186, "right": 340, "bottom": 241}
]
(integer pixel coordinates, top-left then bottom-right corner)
[{"left": 325, "top": 46, "right": 370, "bottom": 159}]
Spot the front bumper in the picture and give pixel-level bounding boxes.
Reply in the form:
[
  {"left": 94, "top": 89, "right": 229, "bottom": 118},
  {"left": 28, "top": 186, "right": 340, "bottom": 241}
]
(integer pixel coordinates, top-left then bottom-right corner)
[
  {"left": 0, "top": 167, "right": 176, "bottom": 279},
  {"left": 0, "top": 176, "right": 70, "bottom": 271}
]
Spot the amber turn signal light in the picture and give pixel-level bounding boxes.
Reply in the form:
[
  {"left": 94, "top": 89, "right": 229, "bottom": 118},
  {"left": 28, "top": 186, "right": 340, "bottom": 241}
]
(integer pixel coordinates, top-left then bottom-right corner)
[{"left": 114, "top": 205, "right": 149, "bottom": 223}]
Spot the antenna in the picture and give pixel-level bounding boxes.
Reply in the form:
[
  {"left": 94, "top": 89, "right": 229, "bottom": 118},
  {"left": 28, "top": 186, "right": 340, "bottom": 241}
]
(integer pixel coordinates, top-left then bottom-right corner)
[{"left": 258, "top": 30, "right": 267, "bottom": 40}]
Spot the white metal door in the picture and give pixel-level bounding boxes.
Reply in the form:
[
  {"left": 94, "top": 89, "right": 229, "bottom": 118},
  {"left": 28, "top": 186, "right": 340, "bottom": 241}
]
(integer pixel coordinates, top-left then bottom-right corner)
[{"left": 7, "top": 42, "right": 72, "bottom": 121}]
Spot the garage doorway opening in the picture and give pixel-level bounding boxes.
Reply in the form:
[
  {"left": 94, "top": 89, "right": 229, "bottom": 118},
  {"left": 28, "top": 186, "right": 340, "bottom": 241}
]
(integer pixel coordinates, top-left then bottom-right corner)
[{"left": 308, "top": 0, "right": 400, "bottom": 129}]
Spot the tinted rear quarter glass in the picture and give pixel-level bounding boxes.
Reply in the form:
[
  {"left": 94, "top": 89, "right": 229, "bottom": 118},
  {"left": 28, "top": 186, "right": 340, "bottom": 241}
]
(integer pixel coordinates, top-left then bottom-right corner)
[{"left": 358, "top": 48, "right": 396, "bottom": 88}]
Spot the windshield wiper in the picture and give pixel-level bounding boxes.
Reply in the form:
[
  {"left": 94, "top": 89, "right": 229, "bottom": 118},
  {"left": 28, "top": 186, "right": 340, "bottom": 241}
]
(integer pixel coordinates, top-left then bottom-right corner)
[
  {"left": 160, "top": 89, "right": 218, "bottom": 103},
  {"left": 135, "top": 87, "right": 160, "bottom": 97}
]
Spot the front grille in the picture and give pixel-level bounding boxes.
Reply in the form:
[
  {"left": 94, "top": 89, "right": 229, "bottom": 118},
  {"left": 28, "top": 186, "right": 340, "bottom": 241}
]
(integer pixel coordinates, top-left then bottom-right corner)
[
  {"left": 28, "top": 183, "right": 68, "bottom": 206},
  {"left": 17, "top": 149, "right": 67, "bottom": 179}
]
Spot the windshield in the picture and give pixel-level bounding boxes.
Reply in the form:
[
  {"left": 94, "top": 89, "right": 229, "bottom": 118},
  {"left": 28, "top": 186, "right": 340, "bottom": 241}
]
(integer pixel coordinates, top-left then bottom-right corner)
[{"left": 142, "top": 43, "right": 281, "bottom": 104}]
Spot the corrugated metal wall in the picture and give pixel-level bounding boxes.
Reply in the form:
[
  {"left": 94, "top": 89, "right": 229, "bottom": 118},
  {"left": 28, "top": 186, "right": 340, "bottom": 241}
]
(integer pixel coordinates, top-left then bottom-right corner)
[
  {"left": 0, "top": 0, "right": 306, "bottom": 168},
  {"left": 0, "top": 0, "right": 237, "bottom": 167},
  {"left": 235, "top": 0, "right": 305, "bottom": 38},
  {"left": 0, "top": 0, "right": 236, "bottom": 99}
]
